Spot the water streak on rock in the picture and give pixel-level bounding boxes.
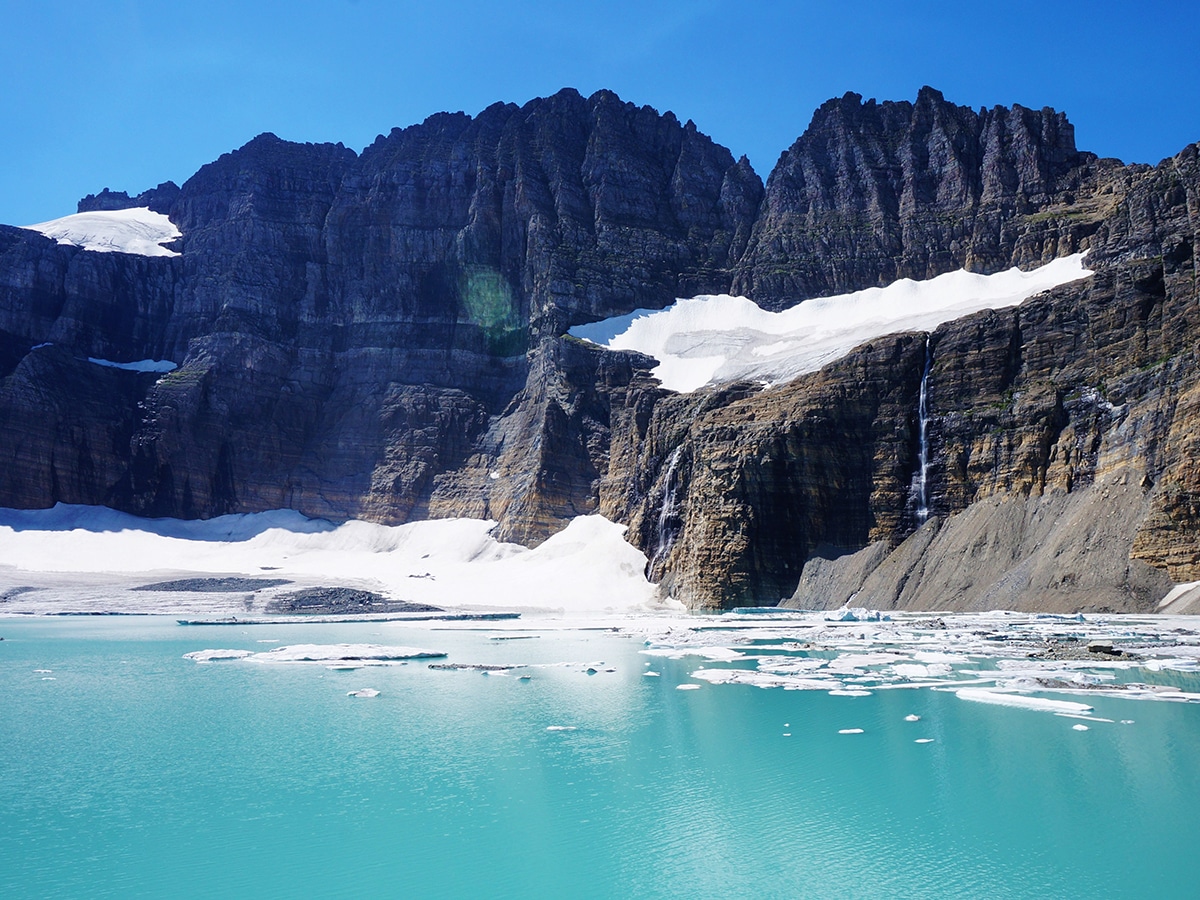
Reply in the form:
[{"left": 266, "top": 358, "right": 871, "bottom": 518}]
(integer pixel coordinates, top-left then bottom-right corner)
[
  {"left": 913, "top": 335, "right": 933, "bottom": 525},
  {"left": 648, "top": 446, "right": 684, "bottom": 581}
]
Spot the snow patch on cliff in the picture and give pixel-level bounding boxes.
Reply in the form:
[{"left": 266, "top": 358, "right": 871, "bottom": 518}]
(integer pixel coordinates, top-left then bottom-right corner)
[
  {"left": 23, "top": 207, "right": 182, "bottom": 257},
  {"left": 569, "top": 254, "right": 1092, "bottom": 393},
  {"left": 88, "top": 357, "right": 177, "bottom": 373}
]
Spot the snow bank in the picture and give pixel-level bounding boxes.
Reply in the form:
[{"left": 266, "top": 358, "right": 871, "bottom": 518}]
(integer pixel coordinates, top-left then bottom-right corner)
[
  {"left": 23, "top": 208, "right": 182, "bottom": 257},
  {"left": 569, "top": 254, "right": 1091, "bottom": 392},
  {"left": 0, "top": 504, "right": 657, "bottom": 614}
]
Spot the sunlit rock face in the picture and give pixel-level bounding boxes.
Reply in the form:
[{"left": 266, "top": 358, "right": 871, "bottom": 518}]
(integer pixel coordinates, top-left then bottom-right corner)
[
  {"left": 599, "top": 141, "right": 1200, "bottom": 609},
  {"left": 0, "top": 87, "right": 1196, "bottom": 610}
]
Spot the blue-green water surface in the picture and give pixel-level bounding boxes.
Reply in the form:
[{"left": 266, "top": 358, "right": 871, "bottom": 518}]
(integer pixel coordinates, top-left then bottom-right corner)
[{"left": 2, "top": 617, "right": 1198, "bottom": 898}]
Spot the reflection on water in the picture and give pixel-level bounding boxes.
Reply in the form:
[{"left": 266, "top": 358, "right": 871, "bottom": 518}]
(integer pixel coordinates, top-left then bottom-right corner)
[{"left": 1, "top": 617, "right": 1198, "bottom": 898}]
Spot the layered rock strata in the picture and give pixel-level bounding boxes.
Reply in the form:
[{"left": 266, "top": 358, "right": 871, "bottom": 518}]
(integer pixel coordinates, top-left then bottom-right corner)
[{"left": 0, "top": 87, "right": 1196, "bottom": 611}]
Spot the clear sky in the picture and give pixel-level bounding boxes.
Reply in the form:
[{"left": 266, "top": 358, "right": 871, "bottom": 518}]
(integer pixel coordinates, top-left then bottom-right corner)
[{"left": 2, "top": 0, "right": 1197, "bottom": 227}]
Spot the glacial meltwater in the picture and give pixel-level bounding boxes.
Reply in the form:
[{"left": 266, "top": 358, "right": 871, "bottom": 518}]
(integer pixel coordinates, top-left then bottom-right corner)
[{"left": 3, "top": 616, "right": 1199, "bottom": 898}]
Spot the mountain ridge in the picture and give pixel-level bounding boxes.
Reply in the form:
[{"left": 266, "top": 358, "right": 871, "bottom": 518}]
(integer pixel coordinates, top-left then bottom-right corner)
[{"left": 1, "top": 86, "right": 1196, "bottom": 611}]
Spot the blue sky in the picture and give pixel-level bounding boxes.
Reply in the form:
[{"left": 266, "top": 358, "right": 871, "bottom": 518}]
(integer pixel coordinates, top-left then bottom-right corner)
[{"left": 2, "top": 0, "right": 1197, "bottom": 226}]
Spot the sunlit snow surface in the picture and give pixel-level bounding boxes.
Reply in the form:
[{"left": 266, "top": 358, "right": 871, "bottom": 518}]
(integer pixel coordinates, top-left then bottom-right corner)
[
  {"left": 22, "top": 207, "right": 182, "bottom": 257},
  {"left": 569, "top": 254, "right": 1092, "bottom": 392},
  {"left": 0, "top": 504, "right": 660, "bottom": 615}
]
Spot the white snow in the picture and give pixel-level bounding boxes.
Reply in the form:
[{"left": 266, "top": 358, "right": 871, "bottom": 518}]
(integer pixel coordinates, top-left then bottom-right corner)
[
  {"left": 0, "top": 504, "right": 658, "bottom": 614},
  {"left": 88, "top": 357, "right": 177, "bottom": 373},
  {"left": 569, "top": 254, "right": 1091, "bottom": 393},
  {"left": 23, "top": 208, "right": 182, "bottom": 257}
]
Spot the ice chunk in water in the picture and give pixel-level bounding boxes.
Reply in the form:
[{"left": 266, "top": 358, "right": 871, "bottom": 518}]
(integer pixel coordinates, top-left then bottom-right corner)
[
  {"left": 183, "top": 649, "right": 254, "bottom": 662},
  {"left": 347, "top": 688, "right": 380, "bottom": 698},
  {"left": 955, "top": 688, "right": 1093, "bottom": 714}
]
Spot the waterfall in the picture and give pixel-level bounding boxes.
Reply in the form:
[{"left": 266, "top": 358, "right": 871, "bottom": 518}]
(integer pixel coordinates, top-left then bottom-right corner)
[
  {"left": 648, "top": 446, "right": 684, "bottom": 579},
  {"left": 913, "top": 335, "right": 933, "bottom": 525}
]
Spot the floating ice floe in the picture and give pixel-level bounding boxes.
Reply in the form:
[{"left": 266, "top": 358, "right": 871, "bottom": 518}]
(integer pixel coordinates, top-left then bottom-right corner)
[
  {"left": 642, "top": 644, "right": 745, "bottom": 660},
  {"left": 183, "top": 649, "right": 254, "bottom": 662},
  {"left": 546, "top": 725, "right": 577, "bottom": 732},
  {"left": 904, "top": 714, "right": 921, "bottom": 722},
  {"left": 690, "top": 667, "right": 840, "bottom": 691},
  {"left": 183, "top": 644, "right": 445, "bottom": 664},
  {"left": 838, "top": 728, "right": 864, "bottom": 735},
  {"left": 676, "top": 684, "right": 701, "bottom": 691},
  {"left": 347, "top": 688, "right": 380, "bottom": 698},
  {"left": 23, "top": 208, "right": 182, "bottom": 257},
  {"left": 256, "top": 644, "right": 446, "bottom": 663},
  {"left": 892, "top": 663, "right": 953, "bottom": 678},
  {"left": 568, "top": 254, "right": 1091, "bottom": 393},
  {"left": 915, "top": 738, "right": 935, "bottom": 744},
  {"left": 1072, "top": 723, "right": 1090, "bottom": 731},
  {"left": 954, "top": 688, "right": 1093, "bottom": 715},
  {"left": 824, "top": 607, "right": 889, "bottom": 623}
]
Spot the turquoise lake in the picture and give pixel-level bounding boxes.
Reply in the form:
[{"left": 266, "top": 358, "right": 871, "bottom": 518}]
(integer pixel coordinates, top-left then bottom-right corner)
[{"left": 2, "top": 617, "right": 1199, "bottom": 898}]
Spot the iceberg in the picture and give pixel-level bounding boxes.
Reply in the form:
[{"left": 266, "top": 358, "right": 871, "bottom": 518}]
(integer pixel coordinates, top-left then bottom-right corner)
[
  {"left": 252, "top": 644, "right": 446, "bottom": 663},
  {"left": 955, "top": 688, "right": 1093, "bottom": 714},
  {"left": 183, "top": 649, "right": 254, "bottom": 662}
]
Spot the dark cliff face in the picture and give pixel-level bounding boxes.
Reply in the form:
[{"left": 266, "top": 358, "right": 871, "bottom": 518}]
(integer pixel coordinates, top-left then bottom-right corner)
[
  {"left": 732, "top": 86, "right": 1118, "bottom": 307},
  {"left": 0, "top": 88, "right": 759, "bottom": 530},
  {"left": 0, "top": 87, "right": 1196, "bottom": 612},
  {"left": 601, "top": 140, "right": 1200, "bottom": 609}
]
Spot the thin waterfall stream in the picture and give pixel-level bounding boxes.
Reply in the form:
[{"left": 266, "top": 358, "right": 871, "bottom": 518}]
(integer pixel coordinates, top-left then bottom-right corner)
[
  {"left": 914, "top": 335, "right": 933, "bottom": 524},
  {"left": 648, "top": 445, "right": 684, "bottom": 578}
]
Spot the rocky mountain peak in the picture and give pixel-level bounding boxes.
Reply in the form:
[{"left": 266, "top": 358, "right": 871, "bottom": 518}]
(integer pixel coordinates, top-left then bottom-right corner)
[{"left": 2, "top": 86, "right": 1196, "bottom": 613}]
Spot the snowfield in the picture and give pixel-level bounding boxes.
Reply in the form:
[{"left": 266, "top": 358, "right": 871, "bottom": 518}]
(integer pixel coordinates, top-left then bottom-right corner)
[
  {"left": 0, "top": 505, "right": 663, "bottom": 615},
  {"left": 22, "top": 207, "right": 182, "bottom": 257},
  {"left": 569, "top": 254, "right": 1092, "bottom": 392}
]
